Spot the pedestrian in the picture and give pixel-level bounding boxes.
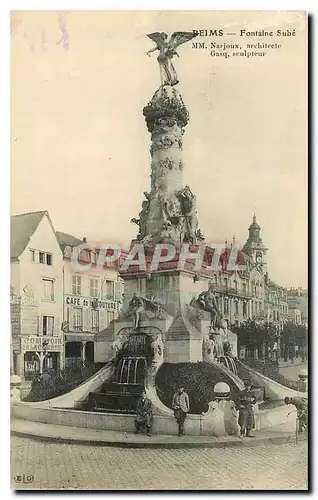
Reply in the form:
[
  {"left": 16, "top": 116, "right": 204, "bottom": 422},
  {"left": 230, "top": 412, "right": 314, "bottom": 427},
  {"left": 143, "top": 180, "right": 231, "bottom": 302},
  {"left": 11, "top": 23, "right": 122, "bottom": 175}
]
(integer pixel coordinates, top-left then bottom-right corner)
[
  {"left": 283, "top": 345, "right": 288, "bottom": 363},
  {"left": 134, "top": 390, "right": 153, "bottom": 436},
  {"left": 41, "top": 369, "right": 53, "bottom": 399},
  {"left": 172, "top": 386, "right": 190, "bottom": 437},
  {"left": 289, "top": 344, "right": 295, "bottom": 364},
  {"left": 284, "top": 396, "right": 307, "bottom": 432},
  {"left": 238, "top": 381, "right": 256, "bottom": 437}
]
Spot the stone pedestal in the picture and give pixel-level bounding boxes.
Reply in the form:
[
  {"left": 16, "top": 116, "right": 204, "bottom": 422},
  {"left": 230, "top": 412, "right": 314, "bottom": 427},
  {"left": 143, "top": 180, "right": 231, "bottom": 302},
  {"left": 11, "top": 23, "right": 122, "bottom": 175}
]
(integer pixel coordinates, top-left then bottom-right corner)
[{"left": 298, "top": 369, "right": 308, "bottom": 392}]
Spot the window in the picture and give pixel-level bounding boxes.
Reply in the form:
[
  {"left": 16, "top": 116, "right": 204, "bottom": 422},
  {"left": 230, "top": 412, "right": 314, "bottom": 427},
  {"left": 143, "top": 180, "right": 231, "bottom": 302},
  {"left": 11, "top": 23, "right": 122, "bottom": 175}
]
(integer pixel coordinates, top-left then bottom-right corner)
[
  {"left": 72, "top": 275, "right": 82, "bottom": 295},
  {"left": 39, "top": 251, "right": 52, "bottom": 265},
  {"left": 107, "top": 311, "right": 115, "bottom": 325},
  {"left": 224, "top": 299, "right": 229, "bottom": 314},
  {"left": 106, "top": 280, "right": 114, "bottom": 299},
  {"left": 42, "top": 316, "right": 54, "bottom": 336},
  {"left": 92, "top": 309, "right": 99, "bottom": 332},
  {"left": 89, "top": 278, "right": 99, "bottom": 298},
  {"left": 243, "top": 283, "right": 247, "bottom": 295},
  {"left": 73, "top": 307, "right": 83, "bottom": 331},
  {"left": 243, "top": 302, "right": 247, "bottom": 317},
  {"left": 30, "top": 250, "right": 36, "bottom": 262},
  {"left": 235, "top": 301, "right": 239, "bottom": 315},
  {"left": 91, "top": 252, "right": 97, "bottom": 264},
  {"left": 42, "top": 279, "right": 54, "bottom": 301}
]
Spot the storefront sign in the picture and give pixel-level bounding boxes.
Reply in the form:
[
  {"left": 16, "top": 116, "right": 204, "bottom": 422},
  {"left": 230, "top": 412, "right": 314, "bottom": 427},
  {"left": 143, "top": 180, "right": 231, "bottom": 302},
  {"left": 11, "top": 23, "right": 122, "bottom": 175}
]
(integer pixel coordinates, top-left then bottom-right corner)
[
  {"left": 65, "top": 295, "right": 116, "bottom": 310},
  {"left": 21, "top": 336, "right": 63, "bottom": 352}
]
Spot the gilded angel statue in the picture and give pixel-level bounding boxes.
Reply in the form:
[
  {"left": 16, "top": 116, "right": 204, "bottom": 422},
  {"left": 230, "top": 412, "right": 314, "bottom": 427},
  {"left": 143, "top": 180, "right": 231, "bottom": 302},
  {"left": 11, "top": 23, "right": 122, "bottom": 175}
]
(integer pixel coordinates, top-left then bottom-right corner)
[{"left": 146, "top": 31, "right": 198, "bottom": 86}]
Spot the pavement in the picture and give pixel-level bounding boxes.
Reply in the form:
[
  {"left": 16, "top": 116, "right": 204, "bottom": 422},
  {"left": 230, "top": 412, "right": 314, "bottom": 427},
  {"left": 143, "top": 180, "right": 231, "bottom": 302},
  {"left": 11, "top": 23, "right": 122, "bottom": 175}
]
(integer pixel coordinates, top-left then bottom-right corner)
[
  {"left": 11, "top": 435, "right": 308, "bottom": 490},
  {"left": 278, "top": 361, "right": 308, "bottom": 382},
  {"left": 11, "top": 417, "right": 306, "bottom": 449}
]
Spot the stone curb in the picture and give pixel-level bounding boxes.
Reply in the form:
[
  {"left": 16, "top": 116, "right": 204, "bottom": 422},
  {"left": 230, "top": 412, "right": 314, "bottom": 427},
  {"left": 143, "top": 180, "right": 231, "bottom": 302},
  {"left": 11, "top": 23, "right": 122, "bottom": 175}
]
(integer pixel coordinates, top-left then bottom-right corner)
[{"left": 11, "top": 422, "right": 307, "bottom": 450}]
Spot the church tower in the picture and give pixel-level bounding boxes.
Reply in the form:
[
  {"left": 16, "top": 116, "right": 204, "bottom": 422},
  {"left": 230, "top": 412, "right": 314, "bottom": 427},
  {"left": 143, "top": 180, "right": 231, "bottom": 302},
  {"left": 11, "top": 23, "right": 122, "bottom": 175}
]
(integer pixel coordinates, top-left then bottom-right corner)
[{"left": 243, "top": 215, "right": 268, "bottom": 273}]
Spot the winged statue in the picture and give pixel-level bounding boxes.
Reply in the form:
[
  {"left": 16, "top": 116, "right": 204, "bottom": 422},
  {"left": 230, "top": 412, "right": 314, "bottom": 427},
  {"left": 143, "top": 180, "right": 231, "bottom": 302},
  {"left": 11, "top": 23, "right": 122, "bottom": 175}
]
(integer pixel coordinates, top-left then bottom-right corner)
[{"left": 146, "top": 31, "right": 198, "bottom": 86}]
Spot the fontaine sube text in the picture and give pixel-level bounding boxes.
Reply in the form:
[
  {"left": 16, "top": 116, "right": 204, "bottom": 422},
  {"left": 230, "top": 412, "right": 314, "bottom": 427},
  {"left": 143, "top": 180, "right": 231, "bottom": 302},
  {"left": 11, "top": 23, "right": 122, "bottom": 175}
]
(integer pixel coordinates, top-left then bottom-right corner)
[
  {"left": 70, "top": 242, "right": 247, "bottom": 274},
  {"left": 192, "top": 29, "right": 296, "bottom": 37}
]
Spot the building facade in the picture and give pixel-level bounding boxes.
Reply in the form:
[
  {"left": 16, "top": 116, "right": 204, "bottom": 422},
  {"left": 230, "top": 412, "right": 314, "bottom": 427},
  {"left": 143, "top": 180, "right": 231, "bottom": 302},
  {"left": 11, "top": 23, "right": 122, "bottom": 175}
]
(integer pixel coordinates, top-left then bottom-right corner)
[
  {"left": 10, "top": 211, "right": 64, "bottom": 380},
  {"left": 10, "top": 212, "right": 124, "bottom": 380},
  {"left": 264, "top": 279, "right": 289, "bottom": 331},
  {"left": 287, "top": 287, "right": 308, "bottom": 325},
  {"left": 57, "top": 231, "right": 124, "bottom": 365},
  {"left": 209, "top": 215, "right": 289, "bottom": 331}
]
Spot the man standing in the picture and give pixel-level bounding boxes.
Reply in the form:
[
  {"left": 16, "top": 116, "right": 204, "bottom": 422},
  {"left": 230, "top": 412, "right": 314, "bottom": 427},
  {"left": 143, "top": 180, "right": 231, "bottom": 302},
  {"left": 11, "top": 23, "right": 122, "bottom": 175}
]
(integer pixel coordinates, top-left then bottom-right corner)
[
  {"left": 284, "top": 396, "right": 308, "bottom": 432},
  {"left": 134, "top": 390, "right": 153, "bottom": 436},
  {"left": 172, "top": 387, "right": 190, "bottom": 436},
  {"left": 238, "top": 381, "right": 256, "bottom": 437}
]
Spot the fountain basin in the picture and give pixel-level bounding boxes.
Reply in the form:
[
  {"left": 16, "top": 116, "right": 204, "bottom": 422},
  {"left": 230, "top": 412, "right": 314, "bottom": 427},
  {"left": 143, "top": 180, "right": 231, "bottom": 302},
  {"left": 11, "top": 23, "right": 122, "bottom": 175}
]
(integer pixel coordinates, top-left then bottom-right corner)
[{"left": 11, "top": 399, "right": 294, "bottom": 436}]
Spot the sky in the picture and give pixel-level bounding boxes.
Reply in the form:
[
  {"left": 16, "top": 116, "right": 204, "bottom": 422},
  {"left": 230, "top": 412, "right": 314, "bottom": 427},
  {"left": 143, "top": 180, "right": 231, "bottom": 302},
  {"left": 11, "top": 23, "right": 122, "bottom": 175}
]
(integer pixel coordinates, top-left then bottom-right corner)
[{"left": 11, "top": 11, "right": 307, "bottom": 288}]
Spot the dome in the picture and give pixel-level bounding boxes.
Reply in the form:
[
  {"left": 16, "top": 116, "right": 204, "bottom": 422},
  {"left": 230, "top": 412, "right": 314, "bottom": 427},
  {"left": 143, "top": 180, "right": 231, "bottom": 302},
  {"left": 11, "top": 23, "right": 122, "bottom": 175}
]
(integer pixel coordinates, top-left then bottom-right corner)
[
  {"left": 249, "top": 214, "right": 260, "bottom": 230},
  {"left": 214, "top": 382, "right": 230, "bottom": 394}
]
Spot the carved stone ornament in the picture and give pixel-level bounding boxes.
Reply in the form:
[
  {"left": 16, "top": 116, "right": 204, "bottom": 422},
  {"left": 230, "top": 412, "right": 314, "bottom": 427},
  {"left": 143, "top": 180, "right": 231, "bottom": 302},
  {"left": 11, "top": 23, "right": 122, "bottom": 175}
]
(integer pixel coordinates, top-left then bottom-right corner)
[
  {"left": 202, "top": 335, "right": 215, "bottom": 362},
  {"left": 143, "top": 86, "right": 189, "bottom": 133},
  {"left": 150, "top": 136, "right": 178, "bottom": 155}
]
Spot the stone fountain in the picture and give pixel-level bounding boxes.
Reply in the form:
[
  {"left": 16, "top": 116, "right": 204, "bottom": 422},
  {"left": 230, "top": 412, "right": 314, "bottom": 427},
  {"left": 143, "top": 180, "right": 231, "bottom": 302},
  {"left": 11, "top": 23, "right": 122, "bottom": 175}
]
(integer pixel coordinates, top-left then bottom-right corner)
[{"left": 11, "top": 33, "right": 304, "bottom": 437}]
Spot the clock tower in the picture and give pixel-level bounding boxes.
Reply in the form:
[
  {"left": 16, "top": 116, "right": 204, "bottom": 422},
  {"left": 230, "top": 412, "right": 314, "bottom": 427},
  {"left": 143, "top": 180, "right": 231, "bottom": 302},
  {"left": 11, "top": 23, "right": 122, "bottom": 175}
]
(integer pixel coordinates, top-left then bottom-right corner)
[{"left": 242, "top": 215, "right": 268, "bottom": 273}]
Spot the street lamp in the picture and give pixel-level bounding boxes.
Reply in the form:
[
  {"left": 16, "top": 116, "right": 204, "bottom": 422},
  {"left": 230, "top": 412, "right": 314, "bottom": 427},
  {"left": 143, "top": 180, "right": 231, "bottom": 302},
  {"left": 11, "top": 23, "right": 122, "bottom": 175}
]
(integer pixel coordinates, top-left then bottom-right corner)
[{"left": 40, "top": 339, "right": 49, "bottom": 374}]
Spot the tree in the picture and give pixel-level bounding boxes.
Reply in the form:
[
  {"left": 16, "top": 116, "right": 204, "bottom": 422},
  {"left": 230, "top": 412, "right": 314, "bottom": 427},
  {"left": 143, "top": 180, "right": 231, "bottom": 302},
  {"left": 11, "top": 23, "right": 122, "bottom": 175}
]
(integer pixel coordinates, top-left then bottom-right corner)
[
  {"left": 281, "top": 322, "right": 308, "bottom": 361},
  {"left": 259, "top": 322, "right": 279, "bottom": 360},
  {"left": 232, "top": 319, "right": 262, "bottom": 355},
  {"left": 232, "top": 319, "right": 279, "bottom": 360}
]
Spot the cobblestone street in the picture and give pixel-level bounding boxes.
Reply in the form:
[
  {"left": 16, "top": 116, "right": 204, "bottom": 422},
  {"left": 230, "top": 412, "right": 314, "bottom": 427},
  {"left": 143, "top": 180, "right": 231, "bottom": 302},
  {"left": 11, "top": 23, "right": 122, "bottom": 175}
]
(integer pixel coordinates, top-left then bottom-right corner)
[{"left": 11, "top": 436, "right": 308, "bottom": 491}]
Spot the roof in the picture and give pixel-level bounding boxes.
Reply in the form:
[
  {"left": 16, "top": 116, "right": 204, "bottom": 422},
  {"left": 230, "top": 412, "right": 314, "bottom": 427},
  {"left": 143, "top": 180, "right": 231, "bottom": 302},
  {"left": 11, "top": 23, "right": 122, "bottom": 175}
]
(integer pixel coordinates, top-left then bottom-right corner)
[
  {"left": 11, "top": 210, "right": 47, "bottom": 259},
  {"left": 56, "top": 231, "right": 84, "bottom": 250},
  {"left": 268, "top": 279, "right": 286, "bottom": 291}
]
